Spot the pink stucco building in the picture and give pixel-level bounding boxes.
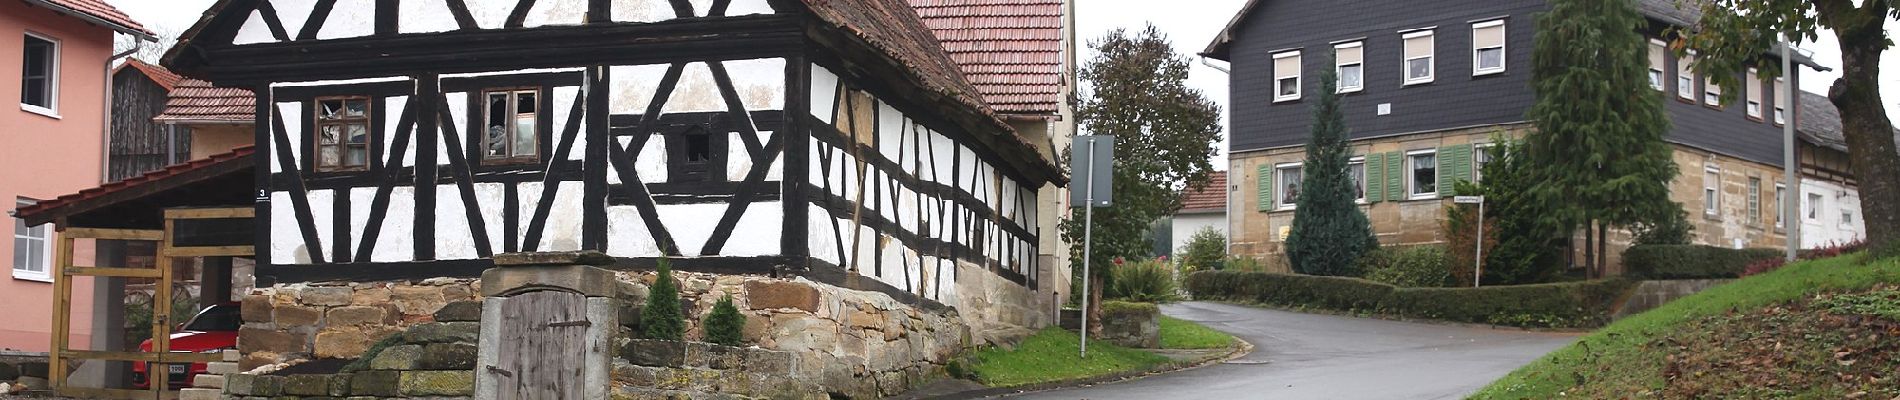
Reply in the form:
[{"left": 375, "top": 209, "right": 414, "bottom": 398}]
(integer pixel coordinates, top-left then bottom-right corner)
[{"left": 2, "top": 0, "right": 152, "bottom": 352}]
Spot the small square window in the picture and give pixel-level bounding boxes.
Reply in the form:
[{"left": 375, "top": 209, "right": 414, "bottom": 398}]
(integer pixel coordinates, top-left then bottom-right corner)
[
  {"left": 1403, "top": 30, "right": 1435, "bottom": 85},
  {"left": 1472, "top": 20, "right": 1506, "bottom": 75},
  {"left": 314, "top": 97, "right": 373, "bottom": 172},
  {"left": 483, "top": 89, "right": 541, "bottom": 164},
  {"left": 1678, "top": 52, "right": 1698, "bottom": 101},
  {"left": 1276, "top": 164, "right": 1303, "bottom": 209},
  {"left": 1335, "top": 42, "right": 1364, "bottom": 93},
  {"left": 1408, "top": 151, "right": 1437, "bottom": 198},
  {"left": 13, "top": 198, "right": 51, "bottom": 282},
  {"left": 20, "top": 33, "right": 59, "bottom": 114},
  {"left": 1807, "top": 193, "right": 1823, "bottom": 220},
  {"left": 1348, "top": 158, "right": 1367, "bottom": 203},
  {"left": 1273, "top": 51, "right": 1302, "bottom": 102}
]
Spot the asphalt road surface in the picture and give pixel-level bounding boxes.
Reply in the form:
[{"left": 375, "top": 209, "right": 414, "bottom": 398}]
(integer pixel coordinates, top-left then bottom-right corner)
[{"left": 1004, "top": 302, "right": 1577, "bottom": 400}]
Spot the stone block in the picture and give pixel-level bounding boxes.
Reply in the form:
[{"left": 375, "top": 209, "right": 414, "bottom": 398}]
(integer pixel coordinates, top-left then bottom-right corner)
[
  {"left": 206, "top": 361, "right": 241, "bottom": 375},
  {"left": 769, "top": 314, "right": 837, "bottom": 354},
  {"left": 16, "top": 362, "right": 48, "bottom": 378},
  {"left": 480, "top": 264, "right": 617, "bottom": 297},
  {"left": 273, "top": 304, "right": 324, "bottom": 327},
  {"left": 402, "top": 322, "right": 480, "bottom": 344},
  {"left": 315, "top": 329, "right": 378, "bottom": 359},
  {"left": 621, "top": 339, "right": 685, "bottom": 367},
  {"left": 223, "top": 373, "right": 254, "bottom": 395},
  {"left": 369, "top": 345, "right": 421, "bottom": 370},
  {"left": 617, "top": 302, "right": 644, "bottom": 330},
  {"left": 192, "top": 374, "right": 225, "bottom": 389},
  {"left": 239, "top": 327, "right": 306, "bottom": 354},
  {"left": 701, "top": 344, "right": 744, "bottom": 370},
  {"left": 301, "top": 286, "right": 355, "bottom": 307},
  {"left": 432, "top": 300, "right": 483, "bottom": 322},
  {"left": 349, "top": 370, "right": 401, "bottom": 397},
  {"left": 351, "top": 285, "right": 391, "bottom": 304},
  {"left": 325, "top": 306, "right": 387, "bottom": 327},
  {"left": 746, "top": 280, "right": 819, "bottom": 312},
  {"left": 241, "top": 294, "right": 274, "bottom": 323},
  {"left": 492, "top": 250, "right": 615, "bottom": 267},
  {"left": 223, "top": 349, "right": 241, "bottom": 362},
  {"left": 399, "top": 370, "right": 474, "bottom": 396},
  {"left": 250, "top": 375, "right": 285, "bottom": 396},
  {"left": 743, "top": 348, "right": 795, "bottom": 375},
  {"left": 418, "top": 342, "right": 477, "bottom": 370},
  {"left": 392, "top": 285, "right": 448, "bottom": 316},
  {"left": 283, "top": 374, "right": 333, "bottom": 396},
  {"left": 179, "top": 387, "right": 221, "bottom": 400}
]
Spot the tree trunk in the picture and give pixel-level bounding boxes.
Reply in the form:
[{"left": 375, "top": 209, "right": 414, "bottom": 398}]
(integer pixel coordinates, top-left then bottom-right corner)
[
  {"left": 1086, "top": 273, "right": 1104, "bottom": 338},
  {"left": 1596, "top": 223, "right": 1609, "bottom": 277},
  {"left": 1832, "top": 40, "right": 1900, "bottom": 258},
  {"left": 1583, "top": 223, "right": 1597, "bottom": 278}
]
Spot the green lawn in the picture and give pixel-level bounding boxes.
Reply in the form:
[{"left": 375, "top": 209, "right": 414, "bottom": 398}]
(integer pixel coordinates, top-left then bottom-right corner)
[
  {"left": 1159, "top": 315, "right": 1236, "bottom": 349},
  {"left": 1471, "top": 254, "right": 1900, "bottom": 399},
  {"left": 959, "top": 327, "right": 1170, "bottom": 387}
]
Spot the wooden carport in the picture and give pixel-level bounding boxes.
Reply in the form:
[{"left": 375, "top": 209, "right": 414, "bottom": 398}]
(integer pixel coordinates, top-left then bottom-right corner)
[{"left": 13, "top": 146, "right": 255, "bottom": 399}]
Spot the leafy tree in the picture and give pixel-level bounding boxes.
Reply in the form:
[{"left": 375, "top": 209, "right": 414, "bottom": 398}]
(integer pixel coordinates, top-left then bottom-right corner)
[
  {"left": 1679, "top": 0, "right": 1900, "bottom": 258},
  {"left": 642, "top": 259, "right": 685, "bottom": 340},
  {"left": 1631, "top": 207, "right": 1695, "bottom": 246},
  {"left": 1525, "top": 0, "right": 1680, "bottom": 277},
  {"left": 1177, "top": 227, "right": 1228, "bottom": 271},
  {"left": 1285, "top": 61, "right": 1379, "bottom": 276},
  {"left": 1061, "top": 25, "right": 1222, "bottom": 337},
  {"left": 701, "top": 294, "right": 745, "bottom": 346},
  {"left": 1449, "top": 139, "right": 1567, "bottom": 285}
]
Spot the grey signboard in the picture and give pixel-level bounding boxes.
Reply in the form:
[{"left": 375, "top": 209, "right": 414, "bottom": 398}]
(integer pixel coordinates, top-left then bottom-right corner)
[{"left": 1070, "top": 135, "right": 1114, "bottom": 207}]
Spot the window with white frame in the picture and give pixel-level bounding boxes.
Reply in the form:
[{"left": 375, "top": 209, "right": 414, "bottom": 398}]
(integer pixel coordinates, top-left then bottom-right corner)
[
  {"left": 1678, "top": 51, "right": 1697, "bottom": 101},
  {"left": 1335, "top": 42, "right": 1364, "bottom": 93},
  {"left": 1473, "top": 143, "right": 1494, "bottom": 182},
  {"left": 1775, "top": 183, "right": 1786, "bottom": 228},
  {"left": 1275, "top": 163, "right": 1303, "bottom": 209},
  {"left": 1774, "top": 77, "right": 1787, "bottom": 125},
  {"left": 1472, "top": 20, "right": 1506, "bottom": 75},
  {"left": 1704, "top": 72, "right": 1723, "bottom": 107},
  {"left": 1348, "top": 157, "right": 1367, "bottom": 203},
  {"left": 13, "top": 198, "right": 50, "bottom": 282},
  {"left": 1273, "top": 51, "right": 1302, "bottom": 102},
  {"left": 1402, "top": 29, "right": 1435, "bottom": 85},
  {"left": 1745, "top": 68, "right": 1763, "bottom": 120},
  {"left": 1843, "top": 209, "right": 1855, "bottom": 227},
  {"left": 1747, "top": 177, "right": 1762, "bottom": 225},
  {"left": 1408, "top": 150, "right": 1437, "bottom": 198},
  {"left": 20, "top": 33, "right": 59, "bottom": 114},
  {"left": 1703, "top": 166, "right": 1720, "bottom": 216},
  {"left": 1647, "top": 39, "right": 1667, "bottom": 91},
  {"left": 1807, "top": 192, "right": 1823, "bottom": 220}
]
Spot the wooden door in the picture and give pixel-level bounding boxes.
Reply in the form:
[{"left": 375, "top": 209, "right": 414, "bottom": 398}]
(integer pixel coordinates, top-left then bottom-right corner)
[{"left": 494, "top": 290, "right": 589, "bottom": 400}]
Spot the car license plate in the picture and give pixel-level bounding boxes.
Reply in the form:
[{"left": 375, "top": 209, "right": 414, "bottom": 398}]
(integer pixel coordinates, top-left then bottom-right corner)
[{"left": 168, "top": 364, "right": 187, "bottom": 375}]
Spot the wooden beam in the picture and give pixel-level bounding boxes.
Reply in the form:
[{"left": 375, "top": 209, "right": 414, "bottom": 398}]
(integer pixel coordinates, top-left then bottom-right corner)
[
  {"left": 163, "top": 245, "right": 257, "bottom": 257},
  {"left": 63, "top": 267, "right": 163, "bottom": 278},
  {"left": 59, "top": 350, "right": 219, "bottom": 363},
  {"left": 49, "top": 236, "right": 72, "bottom": 390},
  {"left": 59, "top": 227, "right": 163, "bottom": 241},
  {"left": 165, "top": 207, "right": 256, "bottom": 219}
]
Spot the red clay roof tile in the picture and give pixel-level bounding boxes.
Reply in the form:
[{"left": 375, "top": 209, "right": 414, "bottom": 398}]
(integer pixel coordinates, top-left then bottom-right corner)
[
  {"left": 1178, "top": 171, "right": 1226, "bottom": 213},
  {"left": 154, "top": 78, "right": 257, "bottom": 124},
  {"left": 909, "top": 0, "right": 1065, "bottom": 115}
]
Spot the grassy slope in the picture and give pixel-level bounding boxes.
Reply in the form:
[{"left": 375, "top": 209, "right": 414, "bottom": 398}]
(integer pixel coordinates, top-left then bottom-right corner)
[
  {"left": 1472, "top": 254, "right": 1900, "bottom": 399},
  {"left": 962, "top": 327, "right": 1170, "bottom": 387},
  {"left": 1159, "top": 315, "right": 1237, "bottom": 349}
]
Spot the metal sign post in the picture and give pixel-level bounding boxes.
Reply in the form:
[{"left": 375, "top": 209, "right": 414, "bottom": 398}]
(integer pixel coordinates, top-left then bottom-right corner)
[
  {"left": 1455, "top": 195, "right": 1485, "bottom": 287},
  {"left": 1070, "top": 135, "right": 1114, "bottom": 358}
]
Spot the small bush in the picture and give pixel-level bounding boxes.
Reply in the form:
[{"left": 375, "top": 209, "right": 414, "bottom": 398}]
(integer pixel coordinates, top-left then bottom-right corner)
[
  {"left": 1177, "top": 227, "right": 1228, "bottom": 271},
  {"left": 1107, "top": 257, "right": 1179, "bottom": 303},
  {"left": 1184, "top": 270, "right": 1634, "bottom": 328},
  {"left": 1363, "top": 246, "right": 1454, "bottom": 288},
  {"left": 1623, "top": 244, "right": 1783, "bottom": 279},
  {"left": 1743, "top": 239, "right": 1866, "bottom": 276},
  {"left": 701, "top": 294, "right": 745, "bottom": 346},
  {"left": 643, "top": 258, "right": 686, "bottom": 340}
]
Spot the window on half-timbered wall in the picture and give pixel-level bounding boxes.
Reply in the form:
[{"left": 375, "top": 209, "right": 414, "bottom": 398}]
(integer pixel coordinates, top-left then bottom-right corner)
[
  {"left": 483, "top": 89, "right": 540, "bottom": 163},
  {"left": 315, "top": 97, "right": 372, "bottom": 172},
  {"left": 668, "top": 126, "right": 720, "bottom": 182}
]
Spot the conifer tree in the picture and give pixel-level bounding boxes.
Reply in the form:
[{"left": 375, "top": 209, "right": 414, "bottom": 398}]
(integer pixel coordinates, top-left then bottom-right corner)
[
  {"left": 642, "top": 258, "right": 685, "bottom": 340},
  {"left": 1524, "top": 0, "right": 1679, "bottom": 276},
  {"left": 1286, "top": 63, "right": 1378, "bottom": 276},
  {"left": 701, "top": 294, "right": 744, "bottom": 346}
]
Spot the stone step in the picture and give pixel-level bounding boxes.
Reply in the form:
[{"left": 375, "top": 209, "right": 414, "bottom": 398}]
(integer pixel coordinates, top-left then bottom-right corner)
[
  {"left": 179, "top": 387, "right": 221, "bottom": 400},
  {"left": 193, "top": 374, "right": 226, "bottom": 389}
]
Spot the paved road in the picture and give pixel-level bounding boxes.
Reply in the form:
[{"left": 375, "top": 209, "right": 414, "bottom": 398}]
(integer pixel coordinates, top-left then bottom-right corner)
[{"left": 1004, "top": 302, "right": 1577, "bottom": 400}]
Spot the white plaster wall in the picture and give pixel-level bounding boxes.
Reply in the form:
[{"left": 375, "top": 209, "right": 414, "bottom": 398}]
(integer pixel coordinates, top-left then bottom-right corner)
[
  {"left": 269, "top": 191, "right": 305, "bottom": 264},
  {"left": 463, "top": 0, "right": 512, "bottom": 29},
  {"left": 810, "top": 65, "right": 840, "bottom": 123},
  {"left": 271, "top": 102, "right": 304, "bottom": 173},
  {"left": 656, "top": 203, "right": 726, "bottom": 256},
  {"left": 606, "top": 205, "right": 661, "bottom": 257},
  {"left": 369, "top": 187, "right": 416, "bottom": 262},
  {"left": 316, "top": 0, "right": 376, "bottom": 40},
  {"left": 664, "top": 63, "right": 731, "bottom": 114},
  {"left": 383, "top": 96, "right": 413, "bottom": 167},
  {"left": 519, "top": 182, "right": 585, "bottom": 251},
  {"left": 472, "top": 183, "right": 508, "bottom": 254},
  {"left": 1800, "top": 180, "right": 1865, "bottom": 248},
  {"left": 722, "top": 201, "right": 783, "bottom": 256},
  {"left": 400, "top": 0, "right": 460, "bottom": 34},
  {"left": 523, "top": 0, "right": 588, "bottom": 28},
  {"left": 808, "top": 204, "right": 839, "bottom": 265},
  {"left": 434, "top": 186, "right": 478, "bottom": 260},
  {"left": 273, "top": 0, "right": 318, "bottom": 38},
  {"left": 610, "top": 0, "right": 666, "bottom": 23},
  {"left": 234, "top": 10, "right": 277, "bottom": 45},
  {"left": 609, "top": 64, "right": 671, "bottom": 115},
  {"left": 552, "top": 86, "right": 583, "bottom": 161},
  {"left": 441, "top": 91, "right": 468, "bottom": 164},
  {"left": 308, "top": 189, "right": 336, "bottom": 260},
  {"left": 724, "top": 58, "right": 786, "bottom": 110}
]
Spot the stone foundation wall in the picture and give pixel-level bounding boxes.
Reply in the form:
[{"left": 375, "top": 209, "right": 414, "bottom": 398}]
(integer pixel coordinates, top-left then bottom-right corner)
[{"left": 238, "top": 278, "right": 481, "bottom": 370}]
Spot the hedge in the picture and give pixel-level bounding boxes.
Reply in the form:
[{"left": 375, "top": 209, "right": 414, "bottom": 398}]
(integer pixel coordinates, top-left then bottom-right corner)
[
  {"left": 1184, "top": 270, "right": 1636, "bottom": 328},
  {"left": 1622, "top": 244, "right": 1783, "bottom": 279}
]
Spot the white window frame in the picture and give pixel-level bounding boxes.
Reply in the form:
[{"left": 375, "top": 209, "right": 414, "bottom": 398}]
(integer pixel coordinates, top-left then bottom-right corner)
[
  {"left": 1348, "top": 156, "right": 1367, "bottom": 204},
  {"left": 1334, "top": 41, "right": 1364, "bottom": 93},
  {"left": 1678, "top": 51, "right": 1698, "bottom": 101},
  {"left": 13, "top": 198, "right": 52, "bottom": 283},
  {"left": 1747, "top": 177, "right": 1762, "bottom": 225},
  {"left": 1774, "top": 77, "right": 1787, "bottom": 125},
  {"left": 1472, "top": 143, "right": 1495, "bottom": 183},
  {"left": 1471, "top": 20, "right": 1506, "bottom": 76},
  {"left": 1704, "top": 74, "right": 1722, "bottom": 107},
  {"left": 1274, "top": 163, "right": 1303, "bottom": 210},
  {"left": 1842, "top": 209, "right": 1855, "bottom": 228},
  {"left": 20, "top": 31, "right": 61, "bottom": 118},
  {"left": 1745, "top": 68, "right": 1763, "bottom": 120},
  {"left": 1806, "top": 192, "right": 1823, "bottom": 221},
  {"left": 1273, "top": 51, "right": 1302, "bottom": 102},
  {"left": 1703, "top": 165, "right": 1720, "bottom": 217},
  {"left": 1647, "top": 39, "right": 1667, "bottom": 91},
  {"left": 1407, "top": 149, "right": 1438, "bottom": 199},
  {"left": 1774, "top": 183, "right": 1787, "bottom": 229},
  {"left": 1402, "top": 29, "right": 1436, "bottom": 85}
]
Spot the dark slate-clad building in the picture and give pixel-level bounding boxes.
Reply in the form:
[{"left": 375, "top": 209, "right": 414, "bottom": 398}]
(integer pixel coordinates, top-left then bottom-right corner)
[{"left": 1203, "top": 0, "right": 1863, "bottom": 273}]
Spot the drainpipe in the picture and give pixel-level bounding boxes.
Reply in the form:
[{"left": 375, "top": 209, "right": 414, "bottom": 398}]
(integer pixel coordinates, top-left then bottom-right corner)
[
  {"left": 101, "top": 39, "right": 142, "bottom": 183},
  {"left": 1199, "top": 57, "right": 1234, "bottom": 245}
]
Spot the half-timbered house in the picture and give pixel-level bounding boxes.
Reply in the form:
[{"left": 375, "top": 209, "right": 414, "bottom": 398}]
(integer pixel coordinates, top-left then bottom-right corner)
[{"left": 144, "top": 0, "right": 1068, "bottom": 396}]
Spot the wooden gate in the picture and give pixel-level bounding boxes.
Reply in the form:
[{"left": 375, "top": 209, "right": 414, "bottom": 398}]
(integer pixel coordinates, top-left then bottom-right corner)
[
  {"left": 492, "top": 290, "right": 589, "bottom": 399},
  {"left": 49, "top": 207, "right": 253, "bottom": 399}
]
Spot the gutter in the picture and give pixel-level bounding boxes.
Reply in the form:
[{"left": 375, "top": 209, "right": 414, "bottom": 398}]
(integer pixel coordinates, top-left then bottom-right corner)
[{"left": 102, "top": 39, "right": 142, "bottom": 183}]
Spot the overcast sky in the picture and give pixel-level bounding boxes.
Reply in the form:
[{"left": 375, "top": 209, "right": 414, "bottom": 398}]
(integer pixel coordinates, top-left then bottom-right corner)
[{"left": 111, "top": 0, "right": 1895, "bottom": 171}]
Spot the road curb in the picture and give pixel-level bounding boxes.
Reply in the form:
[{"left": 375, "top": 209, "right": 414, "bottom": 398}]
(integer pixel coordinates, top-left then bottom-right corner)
[{"left": 930, "top": 335, "right": 1256, "bottom": 399}]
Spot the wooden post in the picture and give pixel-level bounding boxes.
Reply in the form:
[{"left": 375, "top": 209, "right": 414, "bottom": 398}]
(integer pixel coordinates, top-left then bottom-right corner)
[
  {"left": 153, "top": 218, "right": 175, "bottom": 395},
  {"left": 50, "top": 234, "right": 73, "bottom": 391}
]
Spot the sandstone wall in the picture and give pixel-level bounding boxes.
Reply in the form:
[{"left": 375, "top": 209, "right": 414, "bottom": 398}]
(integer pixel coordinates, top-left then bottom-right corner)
[{"left": 238, "top": 278, "right": 482, "bottom": 369}]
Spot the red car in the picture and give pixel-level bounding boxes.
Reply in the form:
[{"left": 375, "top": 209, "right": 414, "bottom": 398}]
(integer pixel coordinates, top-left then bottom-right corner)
[{"left": 133, "top": 302, "right": 240, "bottom": 389}]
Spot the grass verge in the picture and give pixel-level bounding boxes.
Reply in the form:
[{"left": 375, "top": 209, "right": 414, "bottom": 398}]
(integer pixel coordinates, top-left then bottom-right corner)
[
  {"left": 1160, "top": 315, "right": 1236, "bottom": 349},
  {"left": 957, "top": 327, "right": 1170, "bottom": 387},
  {"left": 1471, "top": 254, "right": 1900, "bottom": 399}
]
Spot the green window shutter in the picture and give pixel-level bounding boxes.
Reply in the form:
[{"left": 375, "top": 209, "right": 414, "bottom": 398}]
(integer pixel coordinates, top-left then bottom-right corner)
[
  {"left": 1453, "top": 144, "right": 1474, "bottom": 193},
  {"left": 1437, "top": 145, "right": 1471, "bottom": 197},
  {"left": 1384, "top": 151, "right": 1404, "bottom": 202},
  {"left": 1365, "top": 153, "right": 1384, "bottom": 203},
  {"left": 1257, "top": 164, "right": 1273, "bottom": 211}
]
